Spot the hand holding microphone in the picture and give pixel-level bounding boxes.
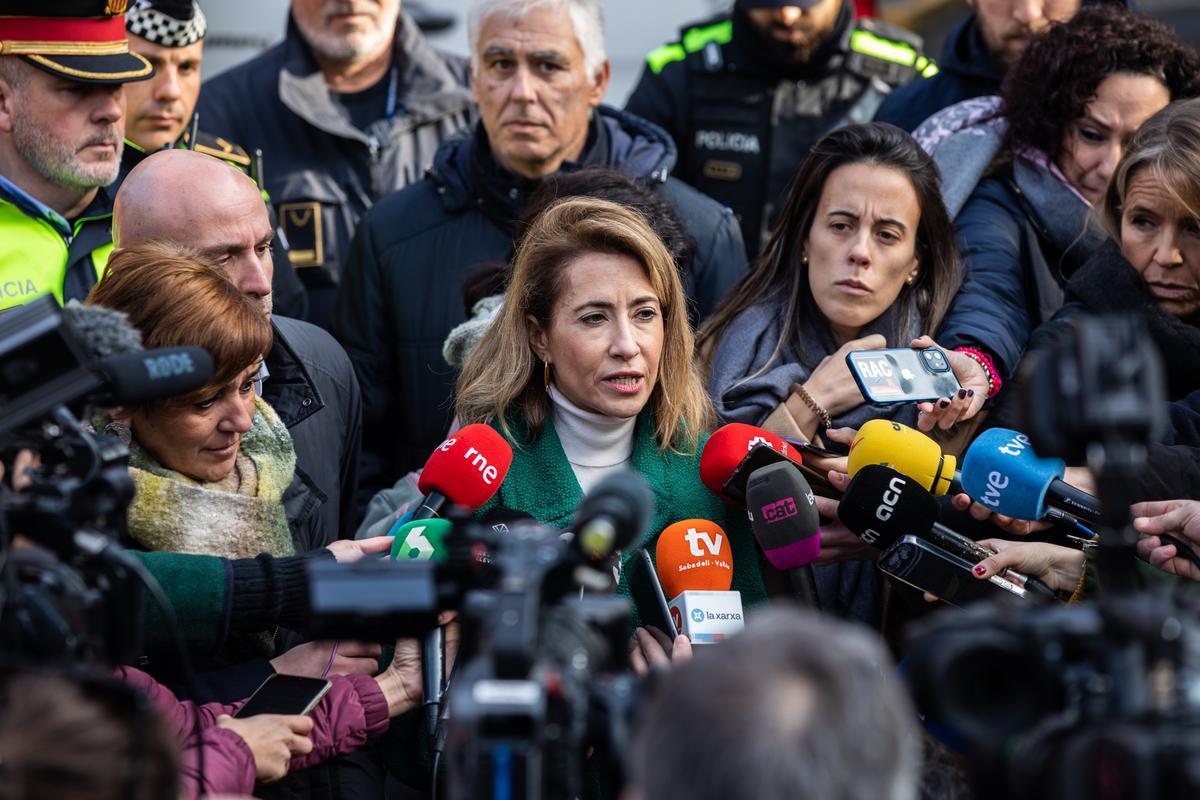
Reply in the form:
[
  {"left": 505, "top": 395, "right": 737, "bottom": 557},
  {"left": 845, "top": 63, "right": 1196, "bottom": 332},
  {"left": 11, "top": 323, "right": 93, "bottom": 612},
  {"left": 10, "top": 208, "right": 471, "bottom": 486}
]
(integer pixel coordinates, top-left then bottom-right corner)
[
  {"left": 402, "top": 424, "right": 514, "bottom": 736},
  {"left": 1133, "top": 499, "right": 1200, "bottom": 581},
  {"left": 969, "top": 539, "right": 1086, "bottom": 595},
  {"left": 959, "top": 428, "right": 1101, "bottom": 525}
]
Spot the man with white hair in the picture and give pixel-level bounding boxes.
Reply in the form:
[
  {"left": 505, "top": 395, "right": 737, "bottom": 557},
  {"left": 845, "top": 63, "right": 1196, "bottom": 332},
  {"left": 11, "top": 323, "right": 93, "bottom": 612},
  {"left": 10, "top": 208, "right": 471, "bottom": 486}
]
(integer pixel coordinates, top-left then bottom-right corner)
[
  {"left": 0, "top": 3, "right": 153, "bottom": 312},
  {"left": 335, "top": 0, "right": 748, "bottom": 502},
  {"left": 197, "top": 0, "right": 473, "bottom": 329}
]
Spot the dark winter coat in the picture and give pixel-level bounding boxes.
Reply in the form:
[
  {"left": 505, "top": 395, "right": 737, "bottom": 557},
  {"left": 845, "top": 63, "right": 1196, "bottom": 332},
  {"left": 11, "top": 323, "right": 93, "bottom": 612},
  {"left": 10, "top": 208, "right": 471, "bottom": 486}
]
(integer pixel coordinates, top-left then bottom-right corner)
[
  {"left": 873, "top": 14, "right": 1001, "bottom": 132},
  {"left": 988, "top": 241, "right": 1200, "bottom": 500},
  {"left": 334, "top": 107, "right": 747, "bottom": 500},
  {"left": 936, "top": 160, "right": 1107, "bottom": 378},
  {"left": 268, "top": 316, "right": 363, "bottom": 548},
  {"left": 874, "top": 0, "right": 1134, "bottom": 132},
  {"left": 196, "top": 13, "right": 473, "bottom": 329}
]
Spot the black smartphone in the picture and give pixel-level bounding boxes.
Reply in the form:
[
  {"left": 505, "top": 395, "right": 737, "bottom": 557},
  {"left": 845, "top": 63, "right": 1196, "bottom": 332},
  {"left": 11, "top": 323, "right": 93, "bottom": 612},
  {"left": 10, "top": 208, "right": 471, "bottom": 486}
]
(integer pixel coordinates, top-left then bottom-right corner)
[
  {"left": 234, "top": 674, "right": 333, "bottom": 718},
  {"left": 846, "top": 348, "right": 960, "bottom": 405},
  {"left": 628, "top": 548, "right": 678, "bottom": 641},
  {"left": 722, "top": 442, "right": 834, "bottom": 504},
  {"left": 877, "top": 535, "right": 1029, "bottom": 607},
  {"left": 781, "top": 437, "right": 848, "bottom": 460}
]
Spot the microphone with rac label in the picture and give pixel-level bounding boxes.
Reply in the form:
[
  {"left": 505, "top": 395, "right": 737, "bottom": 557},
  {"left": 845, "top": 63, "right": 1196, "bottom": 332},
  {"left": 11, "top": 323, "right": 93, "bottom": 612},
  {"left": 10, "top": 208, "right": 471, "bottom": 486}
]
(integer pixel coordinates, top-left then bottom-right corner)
[
  {"left": 960, "top": 428, "right": 1101, "bottom": 523},
  {"left": 655, "top": 519, "right": 743, "bottom": 643}
]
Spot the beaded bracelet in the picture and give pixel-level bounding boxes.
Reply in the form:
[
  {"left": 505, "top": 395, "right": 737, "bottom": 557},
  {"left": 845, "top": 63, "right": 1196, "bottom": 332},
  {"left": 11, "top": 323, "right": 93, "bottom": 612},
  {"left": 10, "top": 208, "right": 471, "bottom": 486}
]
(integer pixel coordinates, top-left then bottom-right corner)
[
  {"left": 955, "top": 346, "right": 1003, "bottom": 399},
  {"left": 791, "top": 383, "right": 832, "bottom": 430}
]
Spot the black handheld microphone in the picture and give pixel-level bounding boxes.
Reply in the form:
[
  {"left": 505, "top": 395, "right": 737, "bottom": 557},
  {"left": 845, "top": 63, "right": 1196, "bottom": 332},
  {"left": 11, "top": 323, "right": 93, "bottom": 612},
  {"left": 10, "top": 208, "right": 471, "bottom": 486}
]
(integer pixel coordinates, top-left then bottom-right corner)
[
  {"left": 93, "top": 347, "right": 215, "bottom": 405},
  {"left": 839, "top": 465, "right": 1058, "bottom": 602},
  {"left": 744, "top": 461, "right": 821, "bottom": 608},
  {"left": 571, "top": 470, "right": 654, "bottom": 562}
]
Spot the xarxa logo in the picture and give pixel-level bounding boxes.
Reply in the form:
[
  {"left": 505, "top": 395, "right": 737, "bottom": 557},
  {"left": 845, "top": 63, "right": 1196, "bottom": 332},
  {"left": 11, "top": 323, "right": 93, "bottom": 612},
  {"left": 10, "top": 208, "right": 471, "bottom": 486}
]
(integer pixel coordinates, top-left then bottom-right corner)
[{"left": 690, "top": 608, "right": 705, "bottom": 624}]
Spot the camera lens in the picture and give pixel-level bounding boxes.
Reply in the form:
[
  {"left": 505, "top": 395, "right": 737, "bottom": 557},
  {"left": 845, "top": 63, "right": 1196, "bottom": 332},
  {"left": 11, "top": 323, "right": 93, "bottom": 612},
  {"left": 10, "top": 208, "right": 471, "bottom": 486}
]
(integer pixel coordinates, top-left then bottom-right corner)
[{"left": 922, "top": 350, "right": 949, "bottom": 372}]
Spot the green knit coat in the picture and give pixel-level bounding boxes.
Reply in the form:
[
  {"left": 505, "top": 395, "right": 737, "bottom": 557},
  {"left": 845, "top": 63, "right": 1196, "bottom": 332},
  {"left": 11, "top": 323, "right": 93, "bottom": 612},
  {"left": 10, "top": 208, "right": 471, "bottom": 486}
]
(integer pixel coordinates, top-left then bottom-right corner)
[
  {"left": 381, "top": 411, "right": 769, "bottom": 790},
  {"left": 477, "top": 410, "right": 769, "bottom": 608}
]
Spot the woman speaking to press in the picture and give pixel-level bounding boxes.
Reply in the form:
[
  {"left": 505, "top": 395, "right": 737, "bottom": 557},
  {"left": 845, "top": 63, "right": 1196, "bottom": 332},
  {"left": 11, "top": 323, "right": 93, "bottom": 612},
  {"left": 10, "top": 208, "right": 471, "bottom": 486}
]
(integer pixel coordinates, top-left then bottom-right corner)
[{"left": 454, "top": 197, "right": 767, "bottom": 608}]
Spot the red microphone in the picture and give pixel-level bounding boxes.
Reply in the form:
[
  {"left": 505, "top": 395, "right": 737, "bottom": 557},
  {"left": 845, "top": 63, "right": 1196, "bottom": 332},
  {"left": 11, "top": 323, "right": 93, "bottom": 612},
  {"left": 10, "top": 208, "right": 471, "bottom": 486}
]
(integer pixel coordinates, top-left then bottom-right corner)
[
  {"left": 414, "top": 424, "right": 513, "bottom": 739},
  {"left": 655, "top": 519, "right": 743, "bottom": 643},
  {"left": 699, "top": 423, "right": 803, "bottom": 507},
  {"left": 415, "top": 423, "right": 513, "bottom": 518}
]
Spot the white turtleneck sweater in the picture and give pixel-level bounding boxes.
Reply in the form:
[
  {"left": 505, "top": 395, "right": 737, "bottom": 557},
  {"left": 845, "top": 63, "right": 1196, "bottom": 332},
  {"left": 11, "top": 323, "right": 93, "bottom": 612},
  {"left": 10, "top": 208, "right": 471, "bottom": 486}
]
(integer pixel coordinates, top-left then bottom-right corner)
[{"left": 548, "top": 384, "right": 636, "bottom": 494}]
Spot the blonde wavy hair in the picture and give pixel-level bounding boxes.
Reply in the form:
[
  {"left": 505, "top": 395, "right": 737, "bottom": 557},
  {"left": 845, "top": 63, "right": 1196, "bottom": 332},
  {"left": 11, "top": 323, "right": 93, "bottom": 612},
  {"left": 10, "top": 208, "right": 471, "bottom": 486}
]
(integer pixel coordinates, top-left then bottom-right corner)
[{"left": 456, "top": 197, "right": 714, "bottom": 451}]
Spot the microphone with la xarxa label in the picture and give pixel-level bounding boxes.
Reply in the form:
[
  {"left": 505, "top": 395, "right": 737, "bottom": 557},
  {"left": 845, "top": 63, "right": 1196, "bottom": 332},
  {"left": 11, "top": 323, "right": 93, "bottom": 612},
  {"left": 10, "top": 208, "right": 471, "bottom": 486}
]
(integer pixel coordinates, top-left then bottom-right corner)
[
  {"left": 413, "top": 425, "right": 514, "bottom": 736},
  {"left": 745, "top": 461, "right": 821, "bottom": 608},
  {"left": 655, "top": 519, "right": 743, "bottom": 643},
  {"left": 699, "top": 422, "right": 803, "bottom": 507},
  {"left": 960, "top": 428, "right": 1100, "bottom": 523}
]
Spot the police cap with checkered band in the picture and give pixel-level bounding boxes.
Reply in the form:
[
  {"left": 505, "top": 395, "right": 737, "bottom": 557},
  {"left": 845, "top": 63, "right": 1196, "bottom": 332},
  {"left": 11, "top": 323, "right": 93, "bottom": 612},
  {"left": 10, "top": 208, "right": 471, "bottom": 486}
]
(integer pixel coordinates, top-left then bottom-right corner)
[{"left": 125, "top": 0, "right": 207, "bottom": 49}]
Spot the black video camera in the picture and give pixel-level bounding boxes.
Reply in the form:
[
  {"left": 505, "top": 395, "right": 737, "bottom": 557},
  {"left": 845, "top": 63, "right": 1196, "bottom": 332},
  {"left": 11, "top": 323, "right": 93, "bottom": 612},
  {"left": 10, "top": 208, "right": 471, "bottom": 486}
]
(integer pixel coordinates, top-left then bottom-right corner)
[
  {"left": 902, "top": 313, "right": 1199, "bottom": 799},
  {"left": 905, "top": 590, "right": 1200, "bottom": 800},
  {"left": 306, "top": 472, "right": 653, "bottom": 799}
]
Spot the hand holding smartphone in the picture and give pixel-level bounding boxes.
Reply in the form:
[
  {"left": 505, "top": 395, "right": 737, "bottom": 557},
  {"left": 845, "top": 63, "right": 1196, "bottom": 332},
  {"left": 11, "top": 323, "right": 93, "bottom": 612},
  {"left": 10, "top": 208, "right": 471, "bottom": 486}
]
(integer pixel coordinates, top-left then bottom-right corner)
[
  {"left": 847, "top": 347, "right": 961, "bottom": 405},
  {"left": 234, "top": 674, "right": 333, "bottom": 718},
  {"left": 628, "top": 548, "right": 678, "bottom": 646}
]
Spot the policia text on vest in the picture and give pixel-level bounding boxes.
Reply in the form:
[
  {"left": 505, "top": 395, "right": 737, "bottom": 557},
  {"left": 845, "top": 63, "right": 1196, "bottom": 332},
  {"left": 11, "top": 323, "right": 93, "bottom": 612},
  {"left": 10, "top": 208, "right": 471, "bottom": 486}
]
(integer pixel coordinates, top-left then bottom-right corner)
[{"left": 627, "top": 11, "right": 935, "bottom": 256}]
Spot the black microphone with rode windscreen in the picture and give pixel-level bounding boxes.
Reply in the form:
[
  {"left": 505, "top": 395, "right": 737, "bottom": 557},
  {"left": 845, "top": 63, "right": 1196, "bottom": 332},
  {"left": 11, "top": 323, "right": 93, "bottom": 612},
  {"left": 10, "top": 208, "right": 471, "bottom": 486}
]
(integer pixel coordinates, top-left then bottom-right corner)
[
  {"left": 1, "top": 299, "right": 214, "bottom": 433},
  {"left": 745, "top": 461, "right": 821, "bottom": 609},
  {"left": 571, "top": 470, "right": 653, "bottom": 563},
  {"left": 839, "top": 465, "right": 1057, "bottom": 602},
  {"left": 411, "top": 425, "right": 514, "bottom": 736}
]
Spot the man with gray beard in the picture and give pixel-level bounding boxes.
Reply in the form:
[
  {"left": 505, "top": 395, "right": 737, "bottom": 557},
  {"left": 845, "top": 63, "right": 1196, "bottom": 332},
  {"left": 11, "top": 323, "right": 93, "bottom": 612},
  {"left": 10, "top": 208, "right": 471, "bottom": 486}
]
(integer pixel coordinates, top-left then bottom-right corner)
[
  {"left": 0, "top": 3, "right": 153, "bottom": 312},
  {"left": 197, "top": 0, "right": 474, "bottom": 330}
]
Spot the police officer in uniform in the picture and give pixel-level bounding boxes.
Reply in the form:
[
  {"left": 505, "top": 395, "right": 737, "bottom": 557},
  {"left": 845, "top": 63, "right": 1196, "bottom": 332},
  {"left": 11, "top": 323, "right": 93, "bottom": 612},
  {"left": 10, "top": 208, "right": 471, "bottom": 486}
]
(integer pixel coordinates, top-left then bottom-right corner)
[
  {"left": 122, "top": 0, "right": 308, "bottom": 319},
  {"left": 0, "top": 1, "right": 153, "bottom": 312},
  {"left": 626, "top": 0, "right": 936, "bottom": 256}
]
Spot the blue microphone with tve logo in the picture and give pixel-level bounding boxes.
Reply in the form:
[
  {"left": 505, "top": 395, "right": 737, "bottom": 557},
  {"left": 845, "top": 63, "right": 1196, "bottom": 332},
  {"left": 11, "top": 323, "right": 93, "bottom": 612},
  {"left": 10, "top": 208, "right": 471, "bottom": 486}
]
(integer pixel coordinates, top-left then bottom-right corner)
[{"left": 961, "top": 429, "right": 1101, "bottom": 524}]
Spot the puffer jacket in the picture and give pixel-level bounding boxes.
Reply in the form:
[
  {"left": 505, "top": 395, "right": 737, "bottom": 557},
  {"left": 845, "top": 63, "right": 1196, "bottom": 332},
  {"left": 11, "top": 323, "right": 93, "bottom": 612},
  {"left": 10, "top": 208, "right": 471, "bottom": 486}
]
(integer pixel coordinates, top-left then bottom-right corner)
[
  {"left": 334, "top": 106, "right": 747, "bottom": 502},
  {"left": 117, "top": 666, "right": 390, "bottom": 799}
]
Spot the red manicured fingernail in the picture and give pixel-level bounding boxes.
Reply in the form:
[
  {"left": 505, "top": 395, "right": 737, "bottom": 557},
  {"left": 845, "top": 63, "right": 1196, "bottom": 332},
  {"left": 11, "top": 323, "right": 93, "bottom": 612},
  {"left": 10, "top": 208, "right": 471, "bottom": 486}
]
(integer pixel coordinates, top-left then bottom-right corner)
[{"left": 972, "top": 565, "right": 986, "bottom": 576}]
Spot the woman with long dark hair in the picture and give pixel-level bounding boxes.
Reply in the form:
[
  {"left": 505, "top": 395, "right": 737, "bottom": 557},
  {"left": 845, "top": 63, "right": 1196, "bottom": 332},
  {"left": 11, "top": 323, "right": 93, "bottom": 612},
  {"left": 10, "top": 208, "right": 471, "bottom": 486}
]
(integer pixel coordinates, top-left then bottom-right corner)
[{"left": 701, "top": 122, "right": 978, "bottom": 442}]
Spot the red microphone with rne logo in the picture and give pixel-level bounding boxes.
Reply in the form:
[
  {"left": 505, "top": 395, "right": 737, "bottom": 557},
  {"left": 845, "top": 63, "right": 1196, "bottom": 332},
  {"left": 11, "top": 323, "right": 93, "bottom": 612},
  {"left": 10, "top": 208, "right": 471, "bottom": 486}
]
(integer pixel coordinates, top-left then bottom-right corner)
[
  {"left": 412, "top": 423, "right": 513, "bottom": 738},
  {"left": 656, "top": 519, "right": 744, "bottom": 643},
  {"left": 415, "top": 423, "right": 513, "bottom": 520},
  {"left": 699, "top": 422, "right": 803, "bottom": 507}
]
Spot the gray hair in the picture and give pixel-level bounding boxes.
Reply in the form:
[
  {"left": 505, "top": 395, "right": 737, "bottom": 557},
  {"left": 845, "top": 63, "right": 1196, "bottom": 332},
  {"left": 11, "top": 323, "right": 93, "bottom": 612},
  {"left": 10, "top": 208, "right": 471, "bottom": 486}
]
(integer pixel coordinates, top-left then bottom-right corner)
[
  {"left": 630, "top": 607, "right": 921, "bottom": 800},
  {"left": 466, "top": 0, "right": 607, "bottom": 83}
]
